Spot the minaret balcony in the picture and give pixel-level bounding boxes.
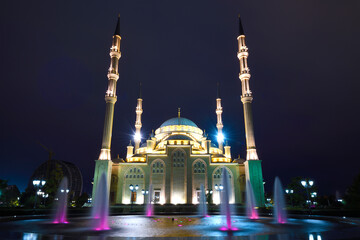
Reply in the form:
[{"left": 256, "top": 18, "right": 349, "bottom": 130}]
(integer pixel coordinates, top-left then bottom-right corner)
[
  {"left": 241, "top": 95, "right": 253, "bottom": 103},
  {"left": 105, "top": 95, "right": 117, "bottom": 103},
  {"left": 109, "top": 51, "right": 121, "bottom": 59},
  {"left": 237, "top": 51, "right": 249, "bottom": 58},
  {"left": 107, "top": 73, "right": 119, "bottom": 81},
  {"left": 239, "top": 73, "right": 251, "bottom": 80}
]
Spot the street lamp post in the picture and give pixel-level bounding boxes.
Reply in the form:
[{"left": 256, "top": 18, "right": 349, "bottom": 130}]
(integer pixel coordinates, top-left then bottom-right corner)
[
  {"left": 301, "top": 180, "right": 314, "bottom": 210},
  {"left": 206, "top": 189, "right": 213, "bottom": 204},
  {"left": 129, "top": 184, "right": 139, "bottom": 210},
  {"left": 141, "top": 189, "right": 149, "bottom": 204},
  {"left": 32, "top": 180, "right": 46, "bottom": 210},
  {"left": 214, "top": 184, "right": 223, "bottom": 204},
  {"left": 285, "top": 189, "right": 294, "bottom": 206}
]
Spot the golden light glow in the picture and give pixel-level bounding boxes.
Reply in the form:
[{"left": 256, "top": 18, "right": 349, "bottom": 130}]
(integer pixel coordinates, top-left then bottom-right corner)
[
  {"left": 212, "top": 157, "right": 231, "bottom": 163},
  {"left": 210, "top": 147, "right": 222, "bottom": 154},
  {"left": 246, "top": 149, "right": 259, "bottom": 160},
  {"left": 127, "top": 157, "right": 146, "bottom": 163},
  {"left": 99, "top": 148, "right": 111, "bottom": 160}
]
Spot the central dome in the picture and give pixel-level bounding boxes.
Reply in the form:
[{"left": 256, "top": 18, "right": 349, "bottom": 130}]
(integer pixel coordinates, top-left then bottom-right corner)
[{"left": 160, "top": 117, "right": 198, "bottom": 128}]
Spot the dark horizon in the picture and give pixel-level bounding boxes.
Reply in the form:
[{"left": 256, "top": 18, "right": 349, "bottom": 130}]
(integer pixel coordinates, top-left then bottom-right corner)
[{"left": 1, "top": 1, "right": 360, "bottom": 196}]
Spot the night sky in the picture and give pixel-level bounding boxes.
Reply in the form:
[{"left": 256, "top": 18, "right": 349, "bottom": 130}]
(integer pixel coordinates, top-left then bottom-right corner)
[{"left": 1, "top": 1, "right": 359, "bottom": 196}]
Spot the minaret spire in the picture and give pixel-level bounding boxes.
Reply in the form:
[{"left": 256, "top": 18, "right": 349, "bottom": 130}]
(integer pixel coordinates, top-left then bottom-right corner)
[
  {"left": 98, "top": 15, "right": 122, "bottom": 160},
  {"left": 238, "top": 14, "right": 245, "bottom": 36},
  {"left": 134, "top": 82, "right": 143, "bottom": 150},
  {"left": 114, "top": 14, "right": 120, "bottom": 36},
  {"left": 237, "top": 15, "right": 258, "bottom": 161},
  {"left": 237, "top": 15, "right": 265, "bottom": 207},
  {"left": 216, "top": 82, "right": 224, "bottom": 151}
]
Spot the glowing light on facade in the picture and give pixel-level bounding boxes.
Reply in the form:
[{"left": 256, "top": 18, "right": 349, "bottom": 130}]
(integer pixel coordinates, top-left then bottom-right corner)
[
  {"left": 134, "top": 132, "right": 141, "bottom": 142},
  {"left": 217, "top": 132, "right": 224, "bottom": 143},
  {"left": 92, "top": 15, "right": 266, "bottom": 207}
]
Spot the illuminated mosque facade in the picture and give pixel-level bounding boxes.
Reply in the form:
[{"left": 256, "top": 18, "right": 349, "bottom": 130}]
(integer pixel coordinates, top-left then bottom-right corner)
[{"left": 92, "top": 15, "right": 265, "bottom": 206}]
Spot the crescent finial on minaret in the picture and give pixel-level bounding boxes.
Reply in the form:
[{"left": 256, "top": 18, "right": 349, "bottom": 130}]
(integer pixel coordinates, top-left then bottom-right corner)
[
  {"left": 217, "top": 82, "right": 220, "bottom": 99},
  {"left": 238, "top": 14, "right": 245, "bottom": 36},
  {"left": 114, "top": 14, "right": 121, "bottom": 36}
]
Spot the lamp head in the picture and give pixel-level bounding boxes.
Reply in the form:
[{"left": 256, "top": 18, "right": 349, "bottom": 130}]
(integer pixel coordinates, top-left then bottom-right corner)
[
  {"left": 301, "top": 180, "right": 307, "bottom": 187},
  {"left": 135, "top": 184, "right": 139, "bottom": 190},
  {"left": 309, "top": 180, "right": 314, "bottom": 186},
  {"left": 129, "top": 184, "right": 134, "bottom": 191},
  {"left": 33, "top": 180, "right": 40, "bottom": 186}
]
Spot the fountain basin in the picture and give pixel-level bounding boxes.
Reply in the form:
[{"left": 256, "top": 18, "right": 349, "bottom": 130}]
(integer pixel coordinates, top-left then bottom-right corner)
[{"left": 1, "top": 215, "right": 360, "bottom": 239}]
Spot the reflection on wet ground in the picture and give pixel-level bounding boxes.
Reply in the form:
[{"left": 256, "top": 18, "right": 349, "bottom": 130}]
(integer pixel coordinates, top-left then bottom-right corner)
[{"left": 2, "top": 215, "right": 360, "bottom": 240}]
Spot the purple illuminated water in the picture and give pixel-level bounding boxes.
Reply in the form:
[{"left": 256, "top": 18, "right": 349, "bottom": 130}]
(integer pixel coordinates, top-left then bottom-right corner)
[
  {"left": 220, "top": 168, "right": 233, "bottom": 230},
  {"left": 91, "top": 173, "right": 110, "bottom": 230},
  {"left": 274, "top": 177, "right": 287, "bottom": 224},
  {"left": 53, "top": 177, "right": 69, "bottom": 224},
  {"left": 146, "top": 184, "right": 153, "bottom": 217},
  {"left": 198, "top": 184, "right": 207, "bottom": 217},
  {"left": 246, "top": 180, "right": 259, "bottom": 219}
]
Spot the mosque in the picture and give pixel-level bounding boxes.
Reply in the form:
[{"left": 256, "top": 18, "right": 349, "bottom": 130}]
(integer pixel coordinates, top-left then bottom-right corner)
[{"left": 92, "top": 15, "right": 265, "bottom": 207}]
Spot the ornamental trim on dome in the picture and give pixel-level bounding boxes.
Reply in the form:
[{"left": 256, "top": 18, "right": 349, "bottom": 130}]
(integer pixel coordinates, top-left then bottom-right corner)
[{"left": 160, "top": 117, "right": 198, "bottom": 128}]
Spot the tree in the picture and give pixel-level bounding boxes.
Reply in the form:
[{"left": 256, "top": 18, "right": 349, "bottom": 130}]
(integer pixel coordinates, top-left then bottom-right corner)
[
  {"left": 19, "top": 189, "right": 35, "bottom": 208},
  {"left": 286, "top": 176, "right": 318, "bottom": 207},
  {"left": 344, "top": 172, "right": 360, "bottom": 209},
  {"left": 0, "top": 179, "right": 8, "bottom": 205},
  {"left": 42, "top": 163, "right": 64, "bottom": 205},
  {"left": 75, "top": 192, "right": 89, "bottom": 208}
]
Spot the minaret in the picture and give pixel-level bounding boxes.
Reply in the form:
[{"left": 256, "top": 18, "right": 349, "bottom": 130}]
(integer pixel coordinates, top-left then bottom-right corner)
[
  {"left": 216, "top": 82, "right": 224, "bottom": 151},
  {"left": 134, "top": 83, "right": 143, "bottom": 150},
  {"left": 237, "top": 15, "right": 265, "bottom": 207},
  {"left": 98, "top": 14, "right": 122, "bottom": 160},
  {"left": 93, "top": 15, "right": 122, "bottom": 199}
]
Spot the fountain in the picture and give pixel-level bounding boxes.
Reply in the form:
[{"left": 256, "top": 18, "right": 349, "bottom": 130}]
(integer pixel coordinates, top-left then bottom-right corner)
[
  {"left": 145, "top": 184, "right": 154, "bottom": 217},
  {"left": 274, "top": 177, "right": 287, "bottom": 224},
  {"left": 53, "top": 177, "right": 69, "bottom": 224},
  {"left": 2, "top": 173, "right": 359, "bottom": 239},
  {"left": 198, "top": 184, "right": 207, "bottom": 217},
  {"left": 246, "top": 180, "right": 259, "bottom": 219},
  {"left": 220, "top": 168, "right": 236, "bottom": 231},
  {"left": 91, "top": 173, "right": 110, "bottom": 230}
]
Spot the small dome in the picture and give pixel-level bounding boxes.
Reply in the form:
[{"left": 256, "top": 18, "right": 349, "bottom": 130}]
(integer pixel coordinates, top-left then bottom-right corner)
[{"left": 160, "top": 117, "right": 198, "bottom": 128}]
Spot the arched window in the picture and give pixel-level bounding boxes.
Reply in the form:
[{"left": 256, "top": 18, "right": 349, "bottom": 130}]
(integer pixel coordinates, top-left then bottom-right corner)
[
  {"left": 152, "top": 159, "right": 165, "bottom": 174},
  {"left": 193, "top": 159, "right": 206, "bottom": 174},
  {"left": 172, "top": 149, "right": 186, "bottom": 168}
]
